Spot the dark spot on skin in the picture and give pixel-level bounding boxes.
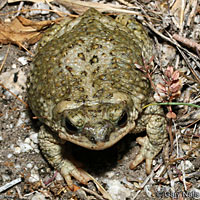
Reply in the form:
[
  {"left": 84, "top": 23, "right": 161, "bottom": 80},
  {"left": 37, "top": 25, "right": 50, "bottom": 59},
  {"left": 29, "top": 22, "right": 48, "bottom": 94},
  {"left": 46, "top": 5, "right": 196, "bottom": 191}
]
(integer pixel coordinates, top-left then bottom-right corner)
[
  {"left": 79, "top": 87, "right": 84, "bottom": 92},
  {"left": 81, "top": 71, "right": 87, "bottom": 76},
  {"left": 107, "top": 36, "right": 114, "bottom": 41},
  {"left": 78, "top": 53, "right": 85, "bottom": 61},
  {"left": 91, "top": 43, "right": 102, "bottom": 49},
  {"left": 90, "top": 55, "right": 98, "bottom": 64},
  {"left": 68, "top": 43, "right": 74, "bottom": 49},
  {"left": 65, "top": 66, "right": 73, "bottom": 75},
  {"left": 92, "top": 66, "right": 100, "bottom": 74},
  {"left": 77, "top": 39, "right": 84, "bottom": 46},
  {"left": 14, "top": 72, "right": 18, "bottom": 83}
]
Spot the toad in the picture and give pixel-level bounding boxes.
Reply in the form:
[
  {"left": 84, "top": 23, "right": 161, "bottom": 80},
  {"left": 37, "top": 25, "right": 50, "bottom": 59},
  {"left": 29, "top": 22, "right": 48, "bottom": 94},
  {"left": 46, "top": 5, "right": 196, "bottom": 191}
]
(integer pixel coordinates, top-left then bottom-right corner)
[{"left": 28, "top": 8, "right": 168, "bottom": 189}]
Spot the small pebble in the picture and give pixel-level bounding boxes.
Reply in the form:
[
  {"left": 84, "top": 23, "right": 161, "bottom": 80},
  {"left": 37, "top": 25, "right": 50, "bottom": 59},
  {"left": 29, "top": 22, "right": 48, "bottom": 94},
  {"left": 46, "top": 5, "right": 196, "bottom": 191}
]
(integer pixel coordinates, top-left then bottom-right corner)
[
  {"left": 15, "top": 164, "right": 21, "bottom": 169},
  {"left": 0, "top": 55, "right": 4, "bottom": 61},
  {"left": 178, "top": 160, "right": 194, "bottom": 171},
  {"left": 14, "top": 146, "right": 21, "bottom": 154},
  {"left": 16, "top": 118, "right": 23, "bottom": 127},
  {"left": 11, "top": 64, "right": 17, "bottom": 69},
  {"left": 18, "top": 57, "right": 28, "bottom": 65},
  {"left": 30, "top": 133, "right": 38, "bottom": 144},
  {"left": 55, "top": 172, "right": 64, "bottom": 181},
  {"left": 31, "top": 192, "right": 46, "bottom": 200},
  {"left": 27, "top": 163, "right": 33, "bottom": 169},
  {"left": 24, "top": 138, "right": 31, "bottom": 144},
  {"left": 105, "top": 171, "right": 115, "bottom": 178},
  {"left": 19, "top": 143, "right": 33, "bottom": 152},
  {"left": 7, "top": 153, "right": 13, "bottom": 158},
  {"left": 29, "top": 169, "right": 40, "bottom": 183},
  {"left": 30, "top": 3, "right": 50, "bottom": 15},
  {"left": 103, "top": 179, "right": 131, "bottom": 200}
]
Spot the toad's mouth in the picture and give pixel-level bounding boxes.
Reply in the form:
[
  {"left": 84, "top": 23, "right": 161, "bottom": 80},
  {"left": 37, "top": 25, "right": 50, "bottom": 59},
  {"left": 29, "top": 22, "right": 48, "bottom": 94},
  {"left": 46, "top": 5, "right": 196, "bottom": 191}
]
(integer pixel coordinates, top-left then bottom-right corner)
[{"left": 58, "top": 122, "right": 135, "bottom": 150}]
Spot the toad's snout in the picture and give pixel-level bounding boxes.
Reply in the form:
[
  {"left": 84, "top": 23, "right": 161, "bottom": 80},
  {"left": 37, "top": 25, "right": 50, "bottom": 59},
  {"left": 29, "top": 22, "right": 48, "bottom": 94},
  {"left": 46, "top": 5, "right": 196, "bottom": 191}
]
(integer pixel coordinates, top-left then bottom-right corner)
[{"left": 83, "top": 120, "right": 115, "bottom": 144}]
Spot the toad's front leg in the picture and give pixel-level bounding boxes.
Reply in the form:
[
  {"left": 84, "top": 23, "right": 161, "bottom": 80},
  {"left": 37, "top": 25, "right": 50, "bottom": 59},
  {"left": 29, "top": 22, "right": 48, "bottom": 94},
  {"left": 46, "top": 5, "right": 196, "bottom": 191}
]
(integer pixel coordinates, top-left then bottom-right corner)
[
  {"left": 38, "top": 125, "right": 89, "bottom": 189},
  {"left": 130, "top": 105, "right": 168, "bottom": 174}
]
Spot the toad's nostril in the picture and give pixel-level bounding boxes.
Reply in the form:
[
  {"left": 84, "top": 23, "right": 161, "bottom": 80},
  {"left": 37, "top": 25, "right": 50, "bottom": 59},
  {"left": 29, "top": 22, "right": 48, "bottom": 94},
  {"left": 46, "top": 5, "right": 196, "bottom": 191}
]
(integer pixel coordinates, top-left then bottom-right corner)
[{"left": 83, "top": 120, "right": 114, "bottom": 143}]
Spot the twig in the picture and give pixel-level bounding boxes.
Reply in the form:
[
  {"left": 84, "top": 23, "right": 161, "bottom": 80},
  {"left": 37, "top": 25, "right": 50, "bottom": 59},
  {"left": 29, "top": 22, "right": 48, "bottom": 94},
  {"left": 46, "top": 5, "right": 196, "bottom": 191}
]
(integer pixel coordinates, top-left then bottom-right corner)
[
  {"left": 45, "top": 0, "right": 65, "bottom": 17},
  {"left": 160, "top": 143, "right": 200, "bottom": 177},
  {"left": 173, "top": 34, "right": 200, "bottom": 52},
  {"left": 163, "top": 141, "right": 175, "bottom": 190},
  {"left": 116, "top": 0, "right": 134, "bottom": 7},
  {"left": 132, "top": 164, "right": 161, "bottom": 200},
  {"left": 81, "top": 187, "right": 105, "bottom": 200},
  {"left": 0, "top": 178, "right": 22, "bottom": 193},
  {"left": 15, "top": 186, "right": 23, "bottom": 199},
  {"left": 175, "top": 45, "right": 200, "bottom": 83},
  {"left": 151, "top": 27, "right": 200, "bottom": 83},
  {"left": 186, "top": 0, "right": 198, "bottom": 26},
  {"left": 44, "top": 171, "right": 58, "bottom": 185},
  {"left": 0, "top": 83, "right": 28, "bottom": 108},
  {"left": 167, "top": 171, "right": 200, "bottom": 184},
  {"left": 180, "top": 160, "right": 187, "bottom": 190},
  {"left": 179, "top": 0, "right": 186, "bottom": 33},
  {"left": 14, "top": 1, "right": 24, "bottom": 17},
  {"left": 56, "top": 0, "right": 141, "bottom": 15},
  {"left": 0, "top": 44, "right": 10, "bottom": 73},
  {"left": 83, "top": 170, "right": 113, "bottom": 200}
]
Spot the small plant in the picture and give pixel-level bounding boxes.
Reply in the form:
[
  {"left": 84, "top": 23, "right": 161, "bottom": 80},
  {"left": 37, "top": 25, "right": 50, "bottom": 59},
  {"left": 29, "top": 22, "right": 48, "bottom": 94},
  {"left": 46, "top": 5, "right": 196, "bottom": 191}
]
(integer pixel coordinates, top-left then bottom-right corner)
[
  {"left": 156, "top": 66, "right": 182, "bottom": 119},
  {"left": 136, "top": 59, "right": 182, "bottom": 119}
]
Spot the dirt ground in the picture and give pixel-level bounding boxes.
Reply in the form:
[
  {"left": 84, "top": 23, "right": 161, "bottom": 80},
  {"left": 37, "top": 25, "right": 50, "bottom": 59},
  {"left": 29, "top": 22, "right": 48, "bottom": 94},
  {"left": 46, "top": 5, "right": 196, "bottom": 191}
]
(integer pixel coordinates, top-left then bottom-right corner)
[{"left": 0, "top": 1, "right": 200, "bottom": 200}]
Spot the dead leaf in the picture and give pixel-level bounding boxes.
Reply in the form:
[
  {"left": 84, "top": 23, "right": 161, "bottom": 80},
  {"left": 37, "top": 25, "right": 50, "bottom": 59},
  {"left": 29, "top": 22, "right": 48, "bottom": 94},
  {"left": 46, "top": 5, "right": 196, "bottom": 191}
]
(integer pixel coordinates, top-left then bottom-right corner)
[
  {"left": 55, "top": 0, "right": 140, "bottom": 15},
  {"left": 0, "top": 16, "right": 61, "bottom": 48},
  {"left": 8, "top": 0, "right": 138, "bottom": 15},
  {"left": 171, "top": 0, "right": 185, "bottom": 29},
  {"left": 17, "top": 16, "right": 56, "bottom": 30}
]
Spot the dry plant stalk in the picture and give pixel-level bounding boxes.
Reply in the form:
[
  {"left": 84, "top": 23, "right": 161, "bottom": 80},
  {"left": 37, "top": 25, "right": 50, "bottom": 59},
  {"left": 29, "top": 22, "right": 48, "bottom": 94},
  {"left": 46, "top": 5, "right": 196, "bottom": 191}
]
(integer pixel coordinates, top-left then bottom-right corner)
[{"left": 173, "top": 34, "right": 200, "bottom": 52}]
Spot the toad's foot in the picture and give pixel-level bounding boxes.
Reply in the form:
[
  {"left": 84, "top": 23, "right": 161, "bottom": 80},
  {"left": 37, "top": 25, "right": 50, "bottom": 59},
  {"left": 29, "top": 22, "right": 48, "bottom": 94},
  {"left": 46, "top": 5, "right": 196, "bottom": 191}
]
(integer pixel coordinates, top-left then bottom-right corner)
[
  {"left": 60, "top": 161, "right": 90, "bottom": 190},
  {"left": 39, "top": 125, "right": 90, "bottom": 190},
  {"left": 129, "top": 136, "right": 162, "bottom": 174}
]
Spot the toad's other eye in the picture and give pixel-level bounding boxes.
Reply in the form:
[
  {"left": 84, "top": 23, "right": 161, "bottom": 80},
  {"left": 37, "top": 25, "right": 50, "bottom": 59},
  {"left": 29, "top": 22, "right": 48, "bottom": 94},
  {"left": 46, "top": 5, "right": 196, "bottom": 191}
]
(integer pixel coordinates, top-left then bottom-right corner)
[
  {"left": 65, "top": 117, "right": 78, "bottom": 134},
  {"left": 117, "top": 111, "right": 128, "bottom": 127}
]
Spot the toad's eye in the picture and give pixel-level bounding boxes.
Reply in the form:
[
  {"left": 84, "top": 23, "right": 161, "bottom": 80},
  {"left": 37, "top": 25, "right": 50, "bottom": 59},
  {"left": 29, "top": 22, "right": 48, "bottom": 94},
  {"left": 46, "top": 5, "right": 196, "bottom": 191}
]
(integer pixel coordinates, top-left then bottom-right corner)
[
  {"left": 117, "top": 111, "right": 128, "bottom": 127},
  {"left": 65, "top": 117, "right": 78, "bottom": 134}
]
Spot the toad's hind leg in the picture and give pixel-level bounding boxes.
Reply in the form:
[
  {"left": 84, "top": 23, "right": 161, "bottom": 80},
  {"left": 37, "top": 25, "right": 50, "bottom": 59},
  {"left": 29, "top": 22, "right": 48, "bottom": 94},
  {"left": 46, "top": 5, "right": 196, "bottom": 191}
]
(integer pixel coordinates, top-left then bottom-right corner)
[
  {"left": 130, "top": 104, "right": 168, "bottom": 174},
  {"left": 38, "top": 125, "right": 89, "bottom": 189}
]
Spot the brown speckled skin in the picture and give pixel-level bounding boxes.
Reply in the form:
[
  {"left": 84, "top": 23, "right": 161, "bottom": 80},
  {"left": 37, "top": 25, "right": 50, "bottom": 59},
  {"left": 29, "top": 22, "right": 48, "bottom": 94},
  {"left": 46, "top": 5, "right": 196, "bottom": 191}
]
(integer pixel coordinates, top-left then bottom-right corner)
[{"left": 28, "top": 9, "right": 168, "bottom": 189}]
